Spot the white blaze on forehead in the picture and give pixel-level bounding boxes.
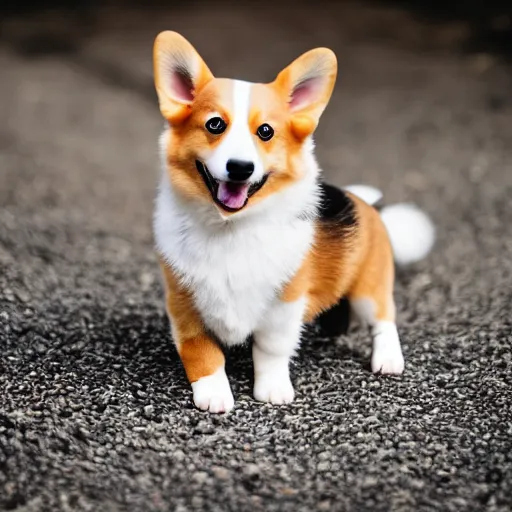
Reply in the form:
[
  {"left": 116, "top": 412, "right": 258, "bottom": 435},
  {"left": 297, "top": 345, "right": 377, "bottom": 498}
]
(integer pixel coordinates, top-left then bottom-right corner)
[{"left": 205, "top": 80, "right": 264, "bottom": 182}]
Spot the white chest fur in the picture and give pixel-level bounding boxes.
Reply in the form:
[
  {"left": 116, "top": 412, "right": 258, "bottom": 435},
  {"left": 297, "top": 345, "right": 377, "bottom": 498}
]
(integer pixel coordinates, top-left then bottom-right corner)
[{"left": 154, "top": 177, "right": 316, "bottom": 346}]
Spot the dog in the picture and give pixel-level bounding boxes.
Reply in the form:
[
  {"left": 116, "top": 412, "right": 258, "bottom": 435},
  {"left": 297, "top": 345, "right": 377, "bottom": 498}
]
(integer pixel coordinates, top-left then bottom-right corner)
[{"left": 152, "top": 31, "right": 435, "bottom": 413}]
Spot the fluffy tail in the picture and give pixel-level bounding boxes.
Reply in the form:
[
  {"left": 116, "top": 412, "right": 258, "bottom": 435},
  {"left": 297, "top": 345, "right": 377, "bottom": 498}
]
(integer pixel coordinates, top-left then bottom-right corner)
[{"left": 344, "top": 184, "right": 435, "bottom": 266}]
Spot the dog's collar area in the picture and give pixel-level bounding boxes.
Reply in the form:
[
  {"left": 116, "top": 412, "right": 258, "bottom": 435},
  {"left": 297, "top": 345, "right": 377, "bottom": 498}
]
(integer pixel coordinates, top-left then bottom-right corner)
[{"left": 195, "top": 160, "right": 268, "bottom": 213}]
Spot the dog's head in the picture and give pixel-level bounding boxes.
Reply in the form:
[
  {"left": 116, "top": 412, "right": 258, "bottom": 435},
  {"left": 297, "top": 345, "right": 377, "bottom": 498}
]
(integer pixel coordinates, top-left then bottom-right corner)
[{"left": 153, "top": 31, "right": 337, "bottom": 216}]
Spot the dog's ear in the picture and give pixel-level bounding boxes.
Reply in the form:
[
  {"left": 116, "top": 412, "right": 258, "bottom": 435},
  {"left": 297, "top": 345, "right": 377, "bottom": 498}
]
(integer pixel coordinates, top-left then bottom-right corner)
[
  {"left": 153, "top": 31, "right": 214, "bottom": 124},
  {"left": 273, "top": 48, "right": 337, "bottom": 139}
]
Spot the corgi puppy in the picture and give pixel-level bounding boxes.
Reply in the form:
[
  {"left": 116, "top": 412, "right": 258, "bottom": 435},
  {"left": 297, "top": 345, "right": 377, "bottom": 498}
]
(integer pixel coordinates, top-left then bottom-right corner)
[{"left": 153, "top": 31, "right": 435, "bottom": 413}]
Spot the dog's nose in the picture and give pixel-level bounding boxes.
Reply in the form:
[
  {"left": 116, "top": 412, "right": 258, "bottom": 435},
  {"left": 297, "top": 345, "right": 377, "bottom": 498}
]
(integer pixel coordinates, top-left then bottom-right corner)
[{"left": 226, "top": 159, "right": 254, "bottom": 181}]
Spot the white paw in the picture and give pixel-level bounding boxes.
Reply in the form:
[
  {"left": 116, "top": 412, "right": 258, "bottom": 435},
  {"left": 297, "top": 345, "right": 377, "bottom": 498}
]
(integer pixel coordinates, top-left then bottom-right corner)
[
  {"left": 191, "top": 368, "right": 234, "bottom": 413},
  {"left": 371, "top": 321, "right": 405, "bottom": 375},
  {"left": 371, "top": 347, "right": 405, "bottom": 374},
  {"left": 253, "top": 373, "right": 295, "bottom": 404},
  {"left": 372, "top": 346, "right": 404, "bottom": 375}
]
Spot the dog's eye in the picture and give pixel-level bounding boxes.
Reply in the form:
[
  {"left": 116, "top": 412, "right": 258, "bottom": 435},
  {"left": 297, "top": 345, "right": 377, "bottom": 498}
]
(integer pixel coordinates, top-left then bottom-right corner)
[
  {"left": 256, "top": 123, "right": 274, "bottom": 141},
  {"left": 205, "top": 117, "right": 227, "bottom": 135}
]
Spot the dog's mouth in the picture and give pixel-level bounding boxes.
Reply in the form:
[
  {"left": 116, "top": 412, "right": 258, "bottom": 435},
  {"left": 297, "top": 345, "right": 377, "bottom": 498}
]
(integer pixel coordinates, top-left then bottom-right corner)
[{"left": 195, "top": 160, "right": 269, "bottom": 213}]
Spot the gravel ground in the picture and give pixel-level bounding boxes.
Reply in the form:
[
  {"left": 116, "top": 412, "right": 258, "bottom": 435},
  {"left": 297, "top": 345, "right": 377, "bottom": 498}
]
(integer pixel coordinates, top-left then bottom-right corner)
[{"left": 1, "top": 3, "right": 511, "bottom": 511}]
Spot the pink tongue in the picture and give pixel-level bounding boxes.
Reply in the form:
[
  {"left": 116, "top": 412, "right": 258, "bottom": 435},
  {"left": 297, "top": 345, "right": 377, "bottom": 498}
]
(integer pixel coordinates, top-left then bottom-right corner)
[{"left": 217, "top": 181, "right": 250, "bottom": 210}]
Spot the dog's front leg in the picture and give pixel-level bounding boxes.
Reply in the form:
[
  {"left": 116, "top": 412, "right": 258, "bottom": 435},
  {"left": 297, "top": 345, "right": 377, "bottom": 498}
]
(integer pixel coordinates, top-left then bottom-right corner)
[
  {"left": 252, "top": 297, "right": 306, "bottom": 404},
  {"left": 161, "top": 261, "right": 234, "bottom": 413}
]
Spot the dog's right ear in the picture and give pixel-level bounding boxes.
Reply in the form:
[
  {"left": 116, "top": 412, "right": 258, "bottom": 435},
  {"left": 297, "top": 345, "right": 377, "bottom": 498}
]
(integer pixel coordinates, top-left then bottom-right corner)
[{"left": 153, "top": 31, "right": 214, "bottom": 124}]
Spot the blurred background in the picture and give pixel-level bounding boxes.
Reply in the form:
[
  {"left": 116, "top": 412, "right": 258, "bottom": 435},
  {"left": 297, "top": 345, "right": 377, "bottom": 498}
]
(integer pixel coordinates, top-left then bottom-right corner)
[{"left": 1, "top": 0, "right": 511, "bottom": 239}]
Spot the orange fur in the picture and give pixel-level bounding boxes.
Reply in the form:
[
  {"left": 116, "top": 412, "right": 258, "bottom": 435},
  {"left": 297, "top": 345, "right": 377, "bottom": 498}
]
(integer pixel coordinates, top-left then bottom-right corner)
[
  {"left": 159, "top": 77, "right": 323, "bottom": 214},
  {"left": 154, "top": 32, "right": 338, "bottom": 217},
  {"left": 160, "top": 260, "right": 225, "bottom": 383},
  {"left": 245, "top": 83, "right": 307, "bottom": 206},
  {"left": 164, "top": 80, "right": 235, "bottom": 203},
  {"left": 274, "top": 48, "right": 338, "bottom": 139},
  {"left": 347, "top": 196, "right": 396, "bottom": 322},
  {"left": 153, "top": 31, "right": 214, "bottom": 124},
  {"left": 281, "top": 193, "right": 395, "bottom": 323}
]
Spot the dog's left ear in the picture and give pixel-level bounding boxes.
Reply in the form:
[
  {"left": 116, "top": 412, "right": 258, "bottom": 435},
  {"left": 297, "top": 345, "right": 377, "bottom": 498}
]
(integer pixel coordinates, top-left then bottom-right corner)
[
  {"left": 153, "top": 31, "right": 214, "bottom": 124},
  {"left": 274, "top": 48, "right": 337, "bottom": 139}
]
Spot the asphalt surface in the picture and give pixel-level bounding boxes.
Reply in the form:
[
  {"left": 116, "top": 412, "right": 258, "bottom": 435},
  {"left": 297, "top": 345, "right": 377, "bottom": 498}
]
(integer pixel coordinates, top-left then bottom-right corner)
[{"left": 1, "top": 3, "right": 512, "bottom": 511}]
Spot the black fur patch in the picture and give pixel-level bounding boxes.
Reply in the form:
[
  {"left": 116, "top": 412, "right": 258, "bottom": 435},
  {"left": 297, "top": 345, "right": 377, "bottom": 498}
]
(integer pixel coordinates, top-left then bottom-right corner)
[
  {"left": 312, "top": 183, "right": 358, "bottom": 335},
  {"left": 318, "top": 182, "right": 358, "bottom": 231},
  {"left": 316, "top": 297, "right": 351, "bottom": 337}
]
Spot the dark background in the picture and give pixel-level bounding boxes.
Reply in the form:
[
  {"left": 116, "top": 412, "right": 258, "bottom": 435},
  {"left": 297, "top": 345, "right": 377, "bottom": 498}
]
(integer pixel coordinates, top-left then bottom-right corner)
[
  {"left": 2, "top": 0, "right": 512, "bottom": 57},
  {"left": 1, "top": 1, "right": 511, "bottom": 511}
]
